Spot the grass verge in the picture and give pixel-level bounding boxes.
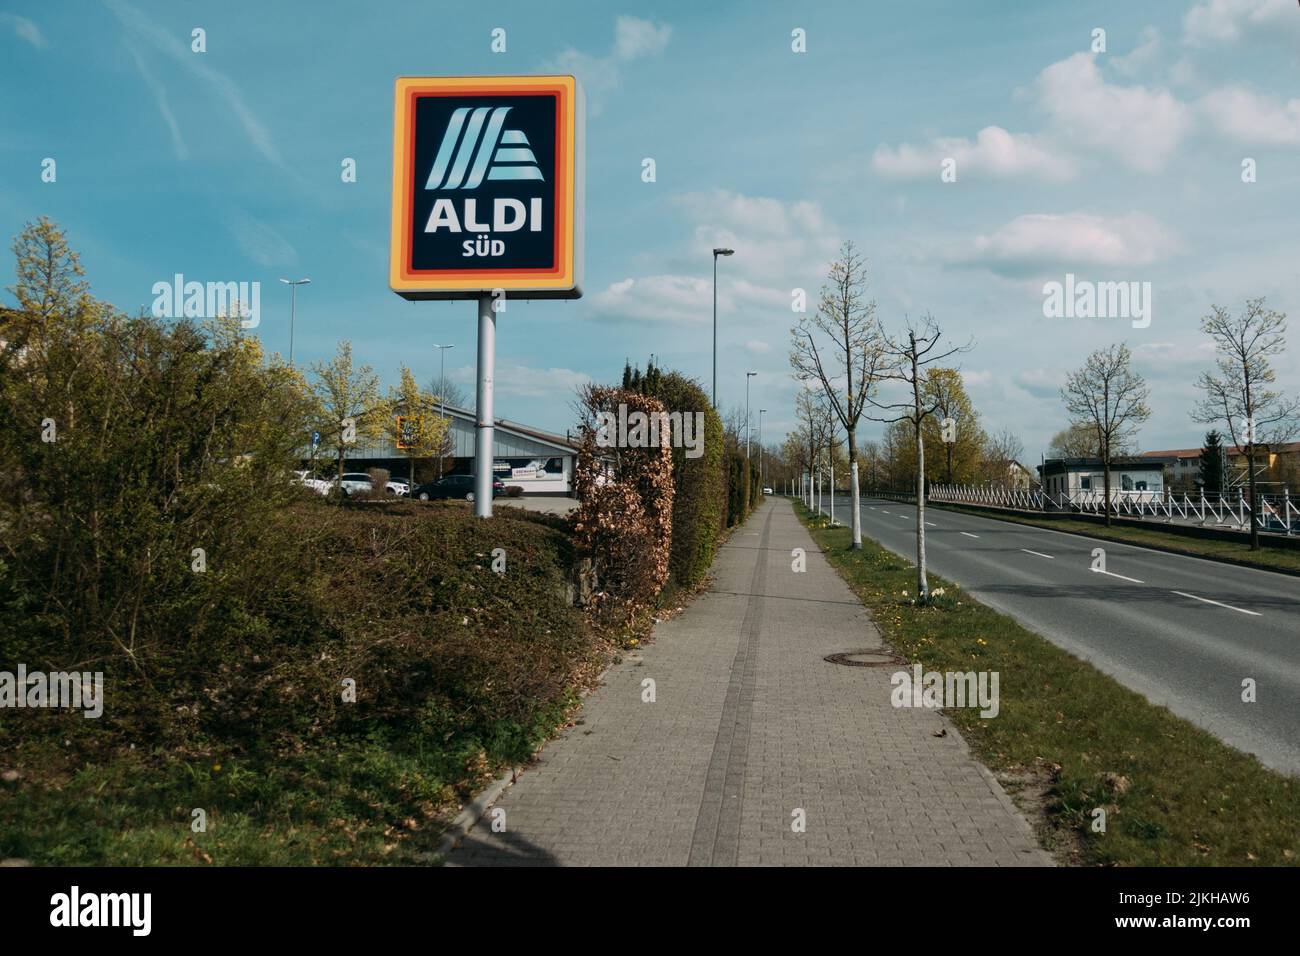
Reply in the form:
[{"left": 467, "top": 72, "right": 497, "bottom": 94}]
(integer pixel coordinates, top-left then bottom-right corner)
[{"left": 796, "top": 500, "right": 1300, "bottom": 866}]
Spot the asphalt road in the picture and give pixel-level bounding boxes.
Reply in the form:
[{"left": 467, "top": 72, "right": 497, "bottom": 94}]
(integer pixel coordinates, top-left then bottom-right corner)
[{"left": 816, "top": 494, "right": 1300, "bottom": 776}]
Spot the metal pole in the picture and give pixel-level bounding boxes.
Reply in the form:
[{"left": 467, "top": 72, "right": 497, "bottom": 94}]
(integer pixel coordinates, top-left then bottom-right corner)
[
  {"left": 830, "top": 454, "right": 836, "bottom": 526},
  {"left": 288, "top": 282, "right": 297, "bottom": 367},
  {"left": 745, "top": 375, "right": 751, "bottom": 458},
  {"left": 712, "top": 255, "right": 718, "bottom": 409},
  {"left": 473, "top": 294, "right": 496, "bottom": 518}
]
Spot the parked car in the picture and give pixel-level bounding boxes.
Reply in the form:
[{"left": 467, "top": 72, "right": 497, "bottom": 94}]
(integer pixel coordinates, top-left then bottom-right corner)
[
  {"left": 292, "top": 470, "right": 331, "bottom": 496},
  {"left": 411, "top": 474, "right": 505, "bottom": 501},
  {"left": 337, "top": 472, "right": 376, "bottom": 497},
  {"left": 386, "top": 478, "right": 410, "bottom": 496}
]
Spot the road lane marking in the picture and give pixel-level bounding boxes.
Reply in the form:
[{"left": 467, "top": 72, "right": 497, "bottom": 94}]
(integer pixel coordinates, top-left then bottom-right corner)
[
  {"left": 960, "top": 532, "right": 979, "bottom": 538},
  {"left": 1091, "top": 568, "right": 1144, "bottom": 584},
  {"left": 1171, "top": 590, "right": 1261, "bottom": 616},
  {"left": 881, "top": 509, "right": 890, "bottom": 514},
  {"left": 926, "top": 522, "right": 938, "bottom": 527},
  {"left": 1020, "top": 549, "right": 1054, "bottom": 559}
]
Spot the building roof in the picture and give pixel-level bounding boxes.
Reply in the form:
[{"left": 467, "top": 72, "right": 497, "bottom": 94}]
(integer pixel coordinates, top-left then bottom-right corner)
[
  {"left": 1038, "top": 456, "right": 1175, "bottom": 476},
  {"left": 1140, "top": 442, "right": 1300, "bottom": 459},
  {"left": 411, "top": 402, "right": 580, "bottom": 454}
]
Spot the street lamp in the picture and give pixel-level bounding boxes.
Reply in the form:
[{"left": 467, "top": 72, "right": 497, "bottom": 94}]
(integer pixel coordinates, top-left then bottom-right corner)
[
  {"left": 712, "top": 247, "right": 734, "bottom": 408},
  {"left": 434, "top": 344, "right": 454, "bottom": 477},
  {"left": 758, "top": 408, "right": 767, "bottom": 485},
  {"left": 279, "top": 278, "right": 311, "bottom": 367},
  {"left": 745, "top": 371, "right": 757, "bottom": 458}
]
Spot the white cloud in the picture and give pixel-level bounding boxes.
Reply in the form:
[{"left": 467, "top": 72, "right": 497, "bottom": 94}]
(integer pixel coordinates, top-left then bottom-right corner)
[
  {"left": 125, "top": 42, "right": 188, "bottom": 160},
  {"left": 614, "top": 16, "right": 671, "bottom": 60},
  {"left": 1184, "top": 0, "right": 1298, "bottom": 45},
  {"left": 104, "top": 0, "right": 284, "bottom": 169},
  {"left": 543, "top": 16, "right": 670, "bottom": 115},
  {"left": 588, "top": 190, "right": 843, "bottom": 325},
  {"left": 872, "top": 126, "right": 1075, "bottom": 182},
  {"left": 745, "top": 339, "right": 772, "bottom": 354},
  {"left": 489, "top": 364, "right": 591, "bottom": 399},
  {"left": 948, "top": 211, "right": 1181, "bottom": 277},
  {"left": 1132, "top": 340, "right": 1218, "bottom": 368},
  {"left": 589, "top": 274, "right": 718, "bottom": 324},
  {"left": 1032, "top": 53, "right": 1192, "bottom": 173},
  {"left": 225, "top": 210, "right": 297, "bottom": 268},
  {"left": 0, "top": 13, "right": 46, "bottom": 49},
  {"left": 1200, "top": 86, "right": 1300, "bottom": 145}
]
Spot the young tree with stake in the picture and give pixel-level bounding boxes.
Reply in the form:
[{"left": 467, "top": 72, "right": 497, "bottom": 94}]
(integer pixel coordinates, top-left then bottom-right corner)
[
  {"left": 868, "top": 314, "right": 971, "bottom": 603},
  {"left": 790, "top": 241, "right": 888, "bottom": 549}
]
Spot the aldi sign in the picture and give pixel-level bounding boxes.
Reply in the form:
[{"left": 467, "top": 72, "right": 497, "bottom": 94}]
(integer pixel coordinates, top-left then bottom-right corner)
[{"left": 389, "top": 75, "right": 584, "bottom": 300}]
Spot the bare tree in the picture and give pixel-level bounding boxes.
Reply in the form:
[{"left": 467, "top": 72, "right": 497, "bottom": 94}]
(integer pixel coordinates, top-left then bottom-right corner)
[
  {"left": 790, "top": 241, "right": 888, "bottom": 549},
  {"left": 1060, "top": 343, "right": 1151, "bottom": 527},
  {"left": 794, "top": 386, "right": 833, "bottom": 506},
  {"left": 1192, "top": 299, "right": 1299, "bottom": 550},
  {"left": 981, "top": 426, "right": 1026, "bottom": 483},
  {"left": 868, "top": 314, "right": 972, "bottom": 602}
]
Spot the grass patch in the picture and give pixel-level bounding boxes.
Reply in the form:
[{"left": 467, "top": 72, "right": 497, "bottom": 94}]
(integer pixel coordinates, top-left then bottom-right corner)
[
  {"left": 795, "top": 500, "right": 1300, "bottom": 867},
  {"left": 926, "top": 501, "right": 1300, "bottom": 575}
]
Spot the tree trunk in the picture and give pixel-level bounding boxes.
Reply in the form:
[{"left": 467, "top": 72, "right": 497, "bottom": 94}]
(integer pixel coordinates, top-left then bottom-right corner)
[
  {"left": 847, "top": 426, "right": 862, "bottom": 548},
  {"left": 911, "top": 335, "right": 928, "bottom": 602},
  {"left": 1248, "top": 447, "right": 1260, "bottom": 550},
  {"left": 1102, "top": 450, "right": 1112, "bottom": 527}
]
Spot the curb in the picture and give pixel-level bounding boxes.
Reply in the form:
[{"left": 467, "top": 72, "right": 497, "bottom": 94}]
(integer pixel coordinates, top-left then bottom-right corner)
[{"left": 429, "top": 658, "right": 617, "bottom": 864}]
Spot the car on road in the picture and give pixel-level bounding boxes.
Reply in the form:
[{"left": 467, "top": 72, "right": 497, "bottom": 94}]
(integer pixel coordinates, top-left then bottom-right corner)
[
  {"left": 763, "top": 486, "right": 773, "bottom": 495},
  {"left": 411, "top": 474, "right": 505, "bottom": 501}
]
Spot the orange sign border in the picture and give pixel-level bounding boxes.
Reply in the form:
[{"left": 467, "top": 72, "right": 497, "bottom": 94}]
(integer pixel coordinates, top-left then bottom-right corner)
[{"left": 389, "top": 75, "right": 581, "bottom": 299}]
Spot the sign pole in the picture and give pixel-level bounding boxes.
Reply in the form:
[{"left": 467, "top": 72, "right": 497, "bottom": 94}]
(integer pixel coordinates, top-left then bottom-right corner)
[{"left": 473, "top": 293, "right": 496, "bottom": 518}]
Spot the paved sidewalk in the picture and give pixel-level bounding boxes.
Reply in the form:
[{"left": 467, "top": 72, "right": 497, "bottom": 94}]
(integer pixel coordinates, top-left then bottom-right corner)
[{"left": 449, "top": 498, "right": 1051, "bottom": 866}]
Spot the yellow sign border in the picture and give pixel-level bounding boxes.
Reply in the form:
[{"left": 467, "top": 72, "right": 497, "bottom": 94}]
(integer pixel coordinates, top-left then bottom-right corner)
[{"left": 388, "top": 75, "right": 581, "bottom": 299}]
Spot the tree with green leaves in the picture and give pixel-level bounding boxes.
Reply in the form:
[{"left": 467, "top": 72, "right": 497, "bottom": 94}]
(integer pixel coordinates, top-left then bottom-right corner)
[
  {"left": 1199, "top": 429, "right": 1226, "bottom": 495},
  {"left": 309, "top": 341, "right": 388, "bottom": 487},
  {"left": 387, "top": 364, "right": 448, "bottom": 487}
]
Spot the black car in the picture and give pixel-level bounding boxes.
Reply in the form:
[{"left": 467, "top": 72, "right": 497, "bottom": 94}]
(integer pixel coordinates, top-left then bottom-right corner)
[{"left": 411, "top": 474, "right": 505, "bottom": 501}]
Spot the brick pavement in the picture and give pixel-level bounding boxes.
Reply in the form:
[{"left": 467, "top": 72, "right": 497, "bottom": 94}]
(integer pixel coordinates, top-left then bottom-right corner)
[{"left": 448, "top": 498, "right": 1051, "bottom": 866}]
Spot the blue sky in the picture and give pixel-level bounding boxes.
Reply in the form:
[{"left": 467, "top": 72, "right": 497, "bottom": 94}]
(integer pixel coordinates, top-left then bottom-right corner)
[{"left": 2, "top": 0, "right": 1299, "bottom": 460}]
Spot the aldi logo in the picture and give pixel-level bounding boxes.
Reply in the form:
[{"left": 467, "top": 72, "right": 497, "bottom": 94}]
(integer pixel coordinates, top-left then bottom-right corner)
[{"left": 389, "top": 75, "right": 584, "bottom": 300}]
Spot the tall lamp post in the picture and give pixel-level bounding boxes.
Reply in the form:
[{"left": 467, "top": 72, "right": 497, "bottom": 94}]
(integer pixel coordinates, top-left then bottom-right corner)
[
  {"left": 434, "top": 344, "right": 454, "bottom": 477},
  {"left": 744, "top": 371, "right": 757, "bottom": 458},
  {"left": 712, "top": 247, "right": 734, "bottom": 408},
  {"left": 758, "top": 408, "right": 766, "bottom": 485},
  {"left": 279, "top": 277, "right": 311, "bottom": 367}
]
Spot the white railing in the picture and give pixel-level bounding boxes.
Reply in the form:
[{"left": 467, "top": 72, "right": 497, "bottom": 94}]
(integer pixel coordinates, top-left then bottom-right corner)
[{"left": 926, "top": 484, "right": 1300, "bottom": 536}]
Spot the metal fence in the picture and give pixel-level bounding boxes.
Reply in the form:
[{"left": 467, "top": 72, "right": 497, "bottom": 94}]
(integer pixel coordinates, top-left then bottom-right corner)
[{"left": 926, "top": 484, "right": 1300, "bottom": 535}]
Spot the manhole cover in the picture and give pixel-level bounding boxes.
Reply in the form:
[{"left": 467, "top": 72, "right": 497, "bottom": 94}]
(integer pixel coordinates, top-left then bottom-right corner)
[{"left": 823, "top": 651, "right": 905, "bottom": 668}]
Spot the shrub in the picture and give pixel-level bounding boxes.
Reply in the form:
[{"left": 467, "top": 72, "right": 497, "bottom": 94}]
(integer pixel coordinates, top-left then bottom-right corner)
[{"left": 571, "top": 385, "right": 674, "bottom": 626}]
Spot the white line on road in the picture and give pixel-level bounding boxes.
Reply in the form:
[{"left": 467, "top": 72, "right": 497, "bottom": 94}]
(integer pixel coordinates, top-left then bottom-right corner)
[
  {"left": 1171, "top": 590, "right": 1261, "bottom": 616},
  {"left": 881, "top": 509, "right": 890, "bottom": 514},
  {"left": 926, "top": 522, "right": 938, "bottom": 528},
  {"left": 1020, "top": 549, "right": 1054, "bottom": 559},
  {"left": 1091, "top": 568, "right": 1144, "bottom": 584},
  {"left": 960, "top": 532, "right": 979, "bottom": 538}
]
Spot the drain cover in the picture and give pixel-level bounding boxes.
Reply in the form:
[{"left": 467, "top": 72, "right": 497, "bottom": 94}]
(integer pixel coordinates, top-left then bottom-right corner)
[{"left": 823, "top": 650, "right": 905, "bottom": 668}]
